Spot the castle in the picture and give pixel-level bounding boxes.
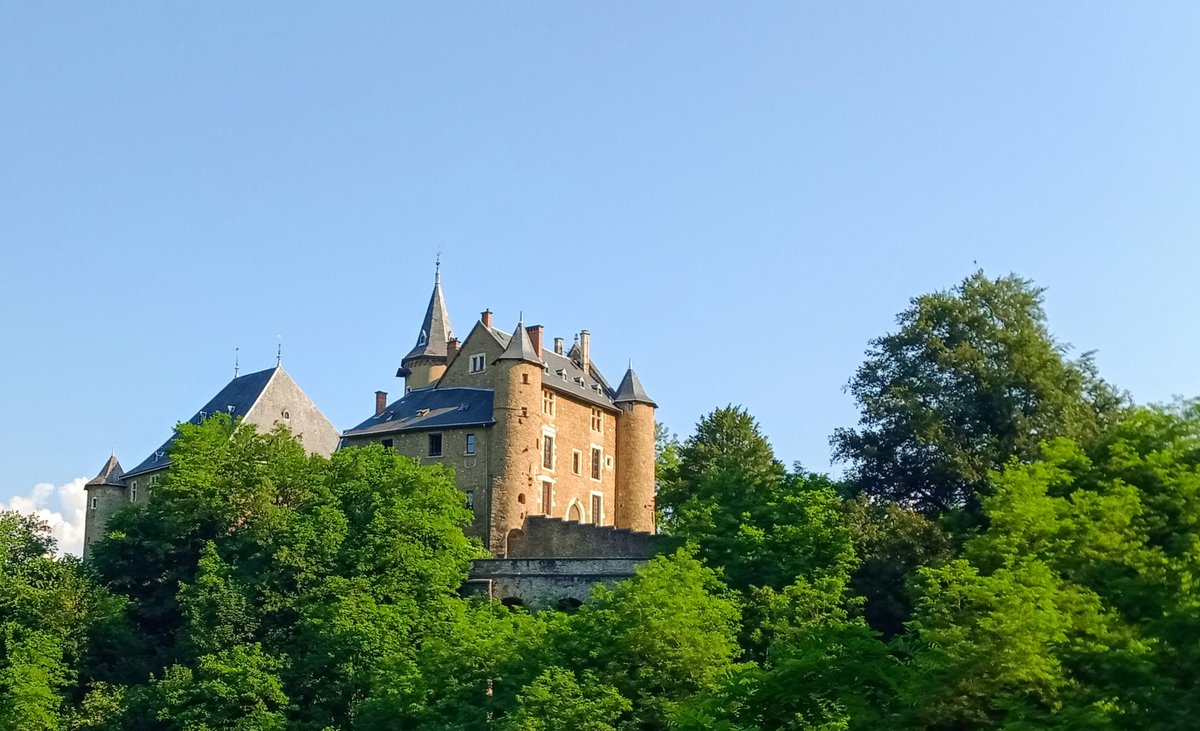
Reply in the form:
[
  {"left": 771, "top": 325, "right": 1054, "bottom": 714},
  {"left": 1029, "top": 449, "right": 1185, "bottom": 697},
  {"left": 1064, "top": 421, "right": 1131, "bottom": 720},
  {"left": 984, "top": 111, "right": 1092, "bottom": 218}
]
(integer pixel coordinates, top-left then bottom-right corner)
[{"left": 83, "top": 268, "right": 661, "bottom": 600}]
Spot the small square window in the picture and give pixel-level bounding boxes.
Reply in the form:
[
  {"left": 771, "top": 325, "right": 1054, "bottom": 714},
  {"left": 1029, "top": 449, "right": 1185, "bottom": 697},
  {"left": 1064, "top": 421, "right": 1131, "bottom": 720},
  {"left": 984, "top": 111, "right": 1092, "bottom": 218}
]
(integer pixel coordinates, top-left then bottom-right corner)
[
  {"left": 466, "top": 433, "right": 476, "bottom": 455},
  {"left": 428, "top": 433, "right": 443, "bottom": 457},
  {"left": 381, "top": 438, "right": 394, "bottom": 450},
  {"left": 469, "top": 354, "right": 486, "bottom": 373}
]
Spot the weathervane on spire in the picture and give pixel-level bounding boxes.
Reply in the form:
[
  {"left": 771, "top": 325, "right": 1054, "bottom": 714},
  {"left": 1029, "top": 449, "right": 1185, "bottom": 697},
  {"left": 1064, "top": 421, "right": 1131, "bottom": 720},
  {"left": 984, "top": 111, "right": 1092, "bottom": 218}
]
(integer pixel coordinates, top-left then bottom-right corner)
[
  {"left": 276, "top": 336, "right": 282, "bottom": 367},
  {"left": 435, "top": 248, "right": 442, "bottom": 285},
  {"left": 234, "top": 347, "right": 240, "bottom": 377}
]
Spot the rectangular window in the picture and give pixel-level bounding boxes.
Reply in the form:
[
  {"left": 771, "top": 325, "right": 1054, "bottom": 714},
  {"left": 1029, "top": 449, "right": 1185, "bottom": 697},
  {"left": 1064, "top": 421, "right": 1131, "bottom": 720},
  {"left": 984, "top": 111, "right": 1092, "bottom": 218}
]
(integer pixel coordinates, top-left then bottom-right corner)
[
  {"left": 542, "top": 389, "right": 556, "bottom": 416},
  {"left": 541, "top": 482, "right": 552, "bottom": 514},
  {"left": 543, "top": 434, "right": 555, "bottom": 470},
  {"left": 381, "top": 438, "right": 394, "bottom": 450},
  {"left": 428, "top": 433, "right": 443, "bottom": 457},
  {"left": 130, "top": 481, "right": 138, "bottom": 502},
  {"left": 591, "top": 447, "right": 602, "bottom": 481},
  {"left": 465, "top": 433, "right": 476, "bottom": 455},
  {"left": 572, "top": 449, "right": 582, "bottom": 475},
  {"left": 591, "top": 493, "right": 603, "bottom": 525},
  {"left": 90, "top": 497, "right": 98, "bottom": 510},
  {"left": 465, "top": 491, "right": 475, "bottom": 511},
  {"left": 591, "top": 408, "right": 603, "bottom": 432},
  {"left": 469, "top": 354, "right": 486, "bottom": 373}
]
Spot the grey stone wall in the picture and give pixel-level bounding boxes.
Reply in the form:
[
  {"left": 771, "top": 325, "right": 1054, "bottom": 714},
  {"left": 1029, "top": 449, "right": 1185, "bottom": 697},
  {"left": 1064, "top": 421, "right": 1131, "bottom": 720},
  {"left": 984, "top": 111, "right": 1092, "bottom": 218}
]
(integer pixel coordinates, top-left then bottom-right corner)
[
  {"left": 506, "top": 515, "right": 663, "bottom": 559},
  {"left": 468, "top": 556, "right": 648, "bottom": 606}
]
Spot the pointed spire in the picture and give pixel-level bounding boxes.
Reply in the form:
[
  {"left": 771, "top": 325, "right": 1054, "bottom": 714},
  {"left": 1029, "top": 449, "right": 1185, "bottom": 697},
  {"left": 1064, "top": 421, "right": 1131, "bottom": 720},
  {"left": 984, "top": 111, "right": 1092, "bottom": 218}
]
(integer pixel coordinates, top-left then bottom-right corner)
[
  {"left": 86, "top": 455, "right": 125, "bottom": 488},
  {"left": 496, "top": 317, "right": 542, "bottom": 365},
  {"left": 402, "top": 264, "right": 454, "bottom": 366},
  {"left": 614, "top": 364, "right": 656, "bottom": 407}
]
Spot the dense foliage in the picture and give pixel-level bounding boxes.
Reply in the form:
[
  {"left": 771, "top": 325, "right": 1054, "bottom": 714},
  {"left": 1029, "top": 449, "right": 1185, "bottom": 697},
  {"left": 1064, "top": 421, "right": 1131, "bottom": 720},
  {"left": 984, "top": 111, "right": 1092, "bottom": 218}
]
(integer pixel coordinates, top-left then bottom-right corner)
[{"left": 3, "top": 272, "right": 1195, "bottom": 730}]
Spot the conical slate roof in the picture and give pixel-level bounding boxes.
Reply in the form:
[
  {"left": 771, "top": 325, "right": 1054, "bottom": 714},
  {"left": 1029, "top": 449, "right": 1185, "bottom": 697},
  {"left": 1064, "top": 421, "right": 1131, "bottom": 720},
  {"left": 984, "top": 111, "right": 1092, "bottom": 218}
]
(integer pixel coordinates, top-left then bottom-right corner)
[
  {"left": 402, "top": 269, "right": 454, "bottom": 364},
  {"left": 496, "top": 318, "right": 542, "bottom": 365},
  {"left": 86, "top": 455, "right": 125, "bottom": 487},
  {"left": 613, "top": 365, "right": 656, "bottom": 407}
]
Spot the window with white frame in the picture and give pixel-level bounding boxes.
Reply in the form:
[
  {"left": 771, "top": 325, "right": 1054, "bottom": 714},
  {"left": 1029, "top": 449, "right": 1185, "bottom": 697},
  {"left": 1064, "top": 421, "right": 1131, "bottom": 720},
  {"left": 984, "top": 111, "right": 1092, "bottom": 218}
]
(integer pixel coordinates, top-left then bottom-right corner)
[
  {"left": 590, "top": 492, "right": 604, "bottom": 525},
  {"left": 590, "top": 446, "right": 602, "bottom": 481},
  {"left": 130, "top": 480, "right": 138, "bottom": 502},
  {"left": 469, "top": 354, "right": 486, "bottom": 373},
  {"left": 542, "top": 434, "right": 555, "bottom": 470},
  {"left": 591, "top": 407, "right": 603, "bottom": 432},
  {"left": 540, "top": 480, "right": 553, "bottom": 515},
  {"left": 465, "top": 433, "right": 476, "bottom": 455},
  {"left": 542, "top": 389, "right": 556, "bottom": 416},
  {"left": 90, "top": 497, "right": 98, "bottom": 510}
]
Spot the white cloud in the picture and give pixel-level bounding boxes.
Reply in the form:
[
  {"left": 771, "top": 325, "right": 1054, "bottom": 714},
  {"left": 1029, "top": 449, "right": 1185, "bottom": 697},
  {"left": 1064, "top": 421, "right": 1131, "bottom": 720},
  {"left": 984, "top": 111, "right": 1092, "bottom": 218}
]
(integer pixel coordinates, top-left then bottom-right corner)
[{"left": 5, "top": 477, "right": 89, "bottom": 557}]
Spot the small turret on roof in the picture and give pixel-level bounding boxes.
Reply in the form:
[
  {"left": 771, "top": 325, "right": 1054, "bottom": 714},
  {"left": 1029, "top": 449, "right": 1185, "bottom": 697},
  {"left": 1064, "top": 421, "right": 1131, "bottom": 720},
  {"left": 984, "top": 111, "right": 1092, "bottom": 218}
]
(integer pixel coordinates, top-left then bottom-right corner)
[
  {"left": 495, "top": 317, "right": 542, "bottom": 365},
  {"left": 399, "top": 265, "right": 454, "bottom": 375},
  {"left": 613, "top": 364, "right": 656, "bottom": 407},
  {"left": 86, "top": 455, "right": 125, "bottom": 488}
]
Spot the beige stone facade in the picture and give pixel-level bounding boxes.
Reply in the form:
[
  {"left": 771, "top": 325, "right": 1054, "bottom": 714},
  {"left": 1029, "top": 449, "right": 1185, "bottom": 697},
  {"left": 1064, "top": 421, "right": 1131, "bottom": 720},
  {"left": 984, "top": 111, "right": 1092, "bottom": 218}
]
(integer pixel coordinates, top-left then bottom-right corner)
[{"left": 342, "top": 279, "right": 659, "bottom": 558}]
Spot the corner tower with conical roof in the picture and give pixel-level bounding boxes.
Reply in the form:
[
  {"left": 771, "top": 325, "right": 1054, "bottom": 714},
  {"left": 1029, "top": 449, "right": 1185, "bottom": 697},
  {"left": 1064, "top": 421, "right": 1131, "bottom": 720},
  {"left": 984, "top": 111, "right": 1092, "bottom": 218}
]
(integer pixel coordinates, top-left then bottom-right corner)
[
  {"left": 83, "top": 455, "right": 125, "bottom": 560},
  {"left": 397, "top": 264, "right": 454, "bottom": 392},
  {"left": 613, "top": 364, "right": 657, "bottom": 533}
]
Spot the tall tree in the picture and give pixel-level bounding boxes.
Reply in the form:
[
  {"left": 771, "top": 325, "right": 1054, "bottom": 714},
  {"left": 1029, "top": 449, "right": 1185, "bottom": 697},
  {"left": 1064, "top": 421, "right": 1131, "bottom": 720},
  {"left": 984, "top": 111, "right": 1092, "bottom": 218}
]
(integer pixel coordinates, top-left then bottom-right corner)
[
  {"left": 833, "top": 271, "right": 1124, "bottom": 517},
  {"left": 660, "top": 406, "right": 856, "bottom": 591}
]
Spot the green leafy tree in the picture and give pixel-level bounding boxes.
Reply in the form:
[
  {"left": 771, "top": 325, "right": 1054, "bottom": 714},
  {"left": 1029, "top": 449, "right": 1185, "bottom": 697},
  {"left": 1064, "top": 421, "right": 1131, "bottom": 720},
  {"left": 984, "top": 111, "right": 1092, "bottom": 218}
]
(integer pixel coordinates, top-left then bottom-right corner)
[
  {"left": 561, "top": 549, "right": 743, "bottom": 729},
  {"left": 901, "top": 404, "right": 1200, "bottom": 729},
  {"left": 843, "top": 497, "right": 952, "bottom": 637},
  {"left": 149, "top": 644, "right": 288, "bottom": 731},
  {"left": 659, "top": 407, "right": 856, "bottom": 591},
  {"left": 500, "top": 667, "right": 630, "bottom": 731},
  {"left": 833, "top": 271, "right": 1124, "bottom": 517}
]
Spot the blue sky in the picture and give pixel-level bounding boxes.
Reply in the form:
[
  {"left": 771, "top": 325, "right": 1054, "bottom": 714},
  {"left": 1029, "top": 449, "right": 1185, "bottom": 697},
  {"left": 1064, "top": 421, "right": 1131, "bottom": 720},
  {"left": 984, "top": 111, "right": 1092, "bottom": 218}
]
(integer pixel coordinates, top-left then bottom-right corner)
[{"left": 4, "top": 4, "right": 1200, "bottom": 553}]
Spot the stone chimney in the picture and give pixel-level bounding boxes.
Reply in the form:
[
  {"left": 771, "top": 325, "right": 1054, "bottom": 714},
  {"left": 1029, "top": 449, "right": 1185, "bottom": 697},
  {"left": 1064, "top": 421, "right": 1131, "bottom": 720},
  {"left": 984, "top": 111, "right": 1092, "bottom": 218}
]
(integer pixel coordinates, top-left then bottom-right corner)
[
  {"left": 481, "top": 309, "right": 493, "bottom": 328},
  {"left": 526, "top": 325, "right": 544, "bottom": 358},
  {"left": 579, "top": 330, "right": 591, "bottom": 374},
  {"left": 375, "top": 391, "right": 388, "bottom": 416},
  {"left": 554, "top": 337, "right": 564, "bottom": 355},
  {"left": 446, "top": 337, "right": 460, "bottom": 363}
]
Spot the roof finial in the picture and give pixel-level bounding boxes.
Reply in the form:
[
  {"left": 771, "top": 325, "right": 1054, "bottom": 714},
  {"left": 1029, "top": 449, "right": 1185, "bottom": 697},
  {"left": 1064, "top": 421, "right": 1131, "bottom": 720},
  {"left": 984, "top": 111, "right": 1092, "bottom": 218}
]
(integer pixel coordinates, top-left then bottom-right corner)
[
  {"left": 234, "top": 347, "right": 240, "bottom": 377},
  {"left": 276, "top": 336, "right": 282, "bottom": 367},
  {"left": 628, "top": 357, "right": 633, "bottom": 370},
  {"left": 434, "top": 248, "right": 442, "bottom": 285},
  {"left": 518, "top": 310, "right": 524, "bottom": 324}
]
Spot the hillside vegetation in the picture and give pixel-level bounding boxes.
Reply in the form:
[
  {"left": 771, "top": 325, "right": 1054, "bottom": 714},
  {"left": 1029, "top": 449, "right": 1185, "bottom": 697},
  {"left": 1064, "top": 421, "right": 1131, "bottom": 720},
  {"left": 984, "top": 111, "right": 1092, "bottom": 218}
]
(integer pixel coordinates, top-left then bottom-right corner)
[{"left": 3, "top": 272, "right": 1198, "bottom": 730}]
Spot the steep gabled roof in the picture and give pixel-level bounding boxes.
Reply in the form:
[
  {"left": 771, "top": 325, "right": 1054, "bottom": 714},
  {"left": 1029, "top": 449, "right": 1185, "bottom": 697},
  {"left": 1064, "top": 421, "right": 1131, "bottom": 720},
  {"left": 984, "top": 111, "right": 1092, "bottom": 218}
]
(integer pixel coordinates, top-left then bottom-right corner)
[
  {"left": 482, "top": 324, "right": 619, "bottom": 411},
  {"left": 85, "top": 455, "right": 125, "bottom": 488},
  {"left": 123, "top": 366, "right": 278, "bottom": 478},
  {"left": 402, "top": 270, "right": 454, "bottom": 364},
  {"left": 613, "top": 365, "right": 656, "bottom": 407},
  {"left": 343, "top": 387, "right": 495, "bottom": 437}
]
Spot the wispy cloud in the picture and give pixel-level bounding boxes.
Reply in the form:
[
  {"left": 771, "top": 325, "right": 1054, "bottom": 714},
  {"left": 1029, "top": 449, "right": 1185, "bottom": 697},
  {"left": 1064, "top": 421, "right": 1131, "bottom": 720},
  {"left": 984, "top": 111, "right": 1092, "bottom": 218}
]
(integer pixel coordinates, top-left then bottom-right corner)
[{"left": 6, "top": 477, "right": 88, "bottom": 557}]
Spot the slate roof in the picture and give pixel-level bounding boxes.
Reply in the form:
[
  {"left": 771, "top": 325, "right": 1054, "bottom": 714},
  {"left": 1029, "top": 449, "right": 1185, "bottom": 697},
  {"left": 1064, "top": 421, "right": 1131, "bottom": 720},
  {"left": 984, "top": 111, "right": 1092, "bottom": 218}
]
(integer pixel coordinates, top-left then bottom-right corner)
[
  {"left": 495, "top": 319, "right": 541, "bottom": 365},
  {"left": 613, "top": 366, "right": 656, "bottom": 407},
  {"left": 123, "top": 367, "right": 278, "bottom": 478},
  {"left": 343, "top": 386, "right": 495, "bottom": 437},
  {"left": 402, "top": 271, "right": 454, "bottom": 364},
  {"left": 86, "top": 455, "right": 125, "bottom": 488},
  {"left": 484, "top": 326, "right": 620, "bottom": 411}
]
